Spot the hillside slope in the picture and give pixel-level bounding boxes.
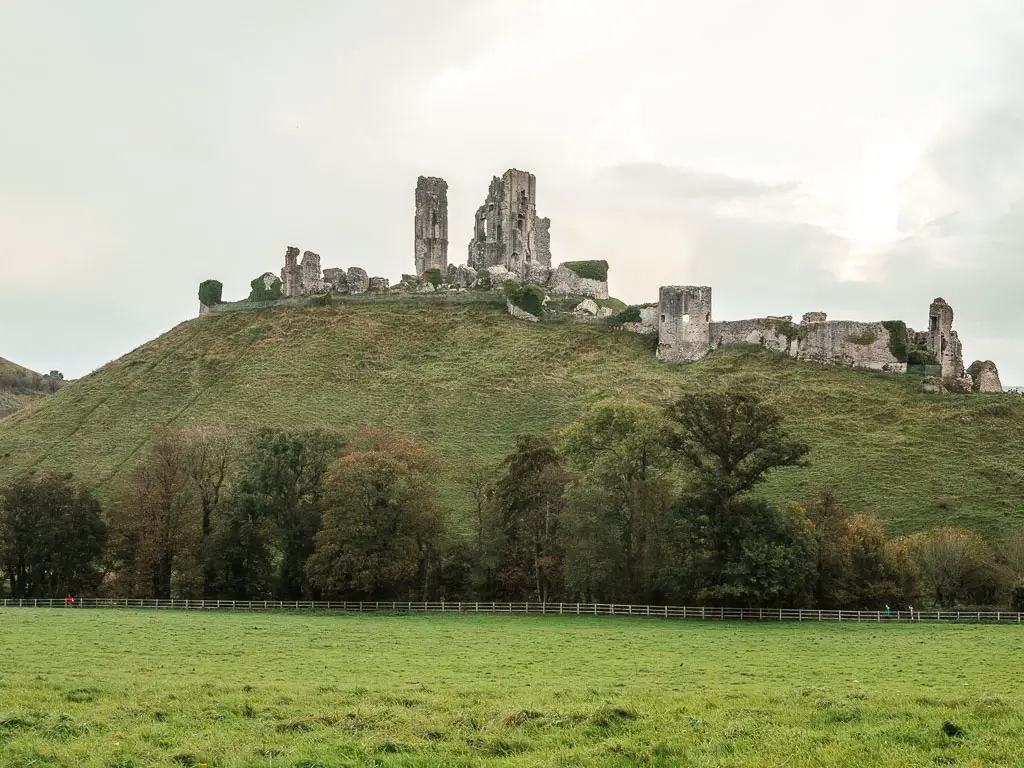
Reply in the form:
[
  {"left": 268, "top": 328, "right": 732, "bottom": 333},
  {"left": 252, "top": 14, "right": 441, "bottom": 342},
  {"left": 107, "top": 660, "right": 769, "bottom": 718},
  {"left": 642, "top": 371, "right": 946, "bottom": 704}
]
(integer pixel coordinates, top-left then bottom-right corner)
[
  {"left": 1, "top": 298, "right": 1022, "bottom": 536},
  {"left": 0, "top": 357, "right": 48, "bottom": 418}
]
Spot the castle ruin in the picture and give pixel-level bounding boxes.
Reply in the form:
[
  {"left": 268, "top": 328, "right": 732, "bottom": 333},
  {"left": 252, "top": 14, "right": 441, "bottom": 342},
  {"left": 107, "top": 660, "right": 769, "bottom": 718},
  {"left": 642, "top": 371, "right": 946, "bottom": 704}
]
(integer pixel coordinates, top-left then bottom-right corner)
[
  {"left": 467, "top": 169, "right": 552, "bottom": 284},
  {"left": 414, "top": 176, "right": 448, "bottom": 277},
  {"left": 198, "top": 166, "right": 1001, "bottom": 393},
  {"left": 657, "top": 286, "right": 712, "bottom": 364}
]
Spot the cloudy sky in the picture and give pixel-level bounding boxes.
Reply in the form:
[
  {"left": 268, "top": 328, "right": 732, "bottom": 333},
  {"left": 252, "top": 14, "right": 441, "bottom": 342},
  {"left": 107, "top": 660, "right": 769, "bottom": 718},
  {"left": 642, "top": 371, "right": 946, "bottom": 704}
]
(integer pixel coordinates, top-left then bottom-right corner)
[{"left": 2, "top": 1, "right": 1022, "bottom": 383}]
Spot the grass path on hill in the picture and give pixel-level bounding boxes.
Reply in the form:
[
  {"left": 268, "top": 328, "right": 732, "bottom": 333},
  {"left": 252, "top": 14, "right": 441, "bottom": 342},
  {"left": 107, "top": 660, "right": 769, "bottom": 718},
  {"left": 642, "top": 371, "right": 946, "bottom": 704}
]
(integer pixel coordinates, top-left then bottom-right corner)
[
  {"left": 0, "top": 610, "right": 1021, "bottom": 766},
  {"left": 1, "top": 299, "right": 1022, "bottom": 536}
]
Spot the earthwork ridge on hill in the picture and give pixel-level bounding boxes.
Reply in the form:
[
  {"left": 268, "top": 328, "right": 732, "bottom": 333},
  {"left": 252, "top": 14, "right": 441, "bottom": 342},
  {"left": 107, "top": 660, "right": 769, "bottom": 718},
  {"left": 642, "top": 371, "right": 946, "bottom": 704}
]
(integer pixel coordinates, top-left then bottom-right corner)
[{"left": 0, "top": 298, "right": 1022, "bottom": 536}]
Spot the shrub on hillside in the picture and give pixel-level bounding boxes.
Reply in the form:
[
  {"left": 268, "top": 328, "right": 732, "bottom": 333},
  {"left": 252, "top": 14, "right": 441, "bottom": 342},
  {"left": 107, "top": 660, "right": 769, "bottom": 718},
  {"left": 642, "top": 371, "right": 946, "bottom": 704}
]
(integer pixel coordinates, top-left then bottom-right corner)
[
  {"left": 249, "top": 273, "right": 283, "bottom": 302},
  {"left": 563, "top": 260, "right": 608, "bottom": 282},
  {"left": 611, "top": 306, "right": 642, "bottom": 324},
  {"left": 198, "top": 280, "right": 223, "bottom": 307},
  {"left": 423, "top": 268, "right": 442, "bottom": 288},
  {"left": 308, "top": 294, "right": 332, "bottom": 307},
  {"left": 503, "top": 280, "right": 545, "bottom": 317},
  {"left": 474, "top": 269, "right": 491, "bottom": 290}
]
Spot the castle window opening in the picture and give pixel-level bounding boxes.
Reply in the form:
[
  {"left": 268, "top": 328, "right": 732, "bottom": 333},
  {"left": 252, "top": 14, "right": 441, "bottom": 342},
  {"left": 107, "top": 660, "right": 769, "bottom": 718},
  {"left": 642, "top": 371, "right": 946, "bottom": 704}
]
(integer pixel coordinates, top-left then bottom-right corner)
[
  {"left": 661, "top": 314, "right": 666, "bottom": 322},
  {"left": 706, "top": 312, "right": 710, "bottom": 322}
]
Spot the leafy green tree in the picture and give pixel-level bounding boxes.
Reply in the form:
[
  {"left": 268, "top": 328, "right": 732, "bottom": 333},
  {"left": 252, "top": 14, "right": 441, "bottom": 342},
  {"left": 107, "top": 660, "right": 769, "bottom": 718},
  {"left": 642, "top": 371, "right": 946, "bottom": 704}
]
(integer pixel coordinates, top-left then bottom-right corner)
[
  {"left": 0, "top": 473, "right": 106, "bottom": 598},
  {"left": 667, "top": 497, "right": 815, "bottom": 607},
  {"left": 660, "top": 391, "right": 813, "bottom": 606},
  {"left": 307, "top": 432, "right": 444, "bottom": 600},
  {"left": 221, "top": 428, "right": 343, "bottom": 600},
  {"left": 560, "top": 399, "right": 673, "bottom": 602},
  {"left": 489, "top": 435, "right": 569, "bottom": 602},
  {"left": 666, "top": 390, "right": 809, "bottom": 507}
]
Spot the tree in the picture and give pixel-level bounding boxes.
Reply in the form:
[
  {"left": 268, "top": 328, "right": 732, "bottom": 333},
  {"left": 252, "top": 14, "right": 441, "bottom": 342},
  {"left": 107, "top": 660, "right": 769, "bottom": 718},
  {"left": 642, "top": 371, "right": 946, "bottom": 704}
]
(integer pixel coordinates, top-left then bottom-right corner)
[
  {"left": 307, "top": 431, "right": 444, "bottom": 600},
  {"left": 1001, "top": 529, "right": 1024, "bottom": 610},
  {"left": 660, "top": 391, "right": 812, "bottom": 606},
  {"left": 667, "top": 497, "right": 815, "bottom": 607},
  {"left": 801, "top": 491, "right": 921, "bottom": 609},
  {"left": 906, "top": 528, "right": 1007, "bottom": 607},
  {"left": 108, "top": 430, "right": 199, "bottom": 598},
  {"left": 804, "top": 490, "right": 854, "bottom": 608},
  {"left": 0, "top": 473, "right": 106, "bottom": 598},
  {"left": 220, "top": 428, "right": 343, "bottom": 600},
  {"left": 560, "top": 399, "right": 673, "bottom": 602},
  {"left": 186, "top": 426, "right": 234, "bottom": 596},
  {"left": 456, "top": 458, "right": 498, "bottom": 597},
  {"left": 489, "top": 435, "right": 569, "bottom": 602},
  {"left": 665, "top": 390, "right": 809, "bottom": 506}
]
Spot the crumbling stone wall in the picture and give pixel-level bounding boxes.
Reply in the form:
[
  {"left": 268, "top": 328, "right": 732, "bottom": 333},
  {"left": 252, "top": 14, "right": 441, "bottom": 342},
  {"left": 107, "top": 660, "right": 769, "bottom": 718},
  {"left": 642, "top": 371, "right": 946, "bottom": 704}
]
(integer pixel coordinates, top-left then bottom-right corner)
[
  {"left": 414, "top": 176, "right": 448, "bottom": 277},
  {"left": 967, "top": 360, "right": 1003, "bottom": 392},
  {"left": 657, "top": 286, "right": 712, "bottom": 363},
  {"left": 711, "top": 318, "right": 791, "bottom": 355},
  {"left": 346, "top": 267, "right": 369, "bottom": 294},
  {"left": 548, "top": 263, "right": 609, "bottom": 299},
  {"left": 709, "top": 317, "right": 904, "bottom": 370},
  {"left": 622, "top": 305, "right": 659, "bottom": 335},
  {"left": 799, "top": 321, "right": 904, "bottom": 371},
  {"left": 467, "top": 169, "right": 552, "bottom": 282},
  {"left": 301, "top": 251, "right": 326, "bottom": 295}
]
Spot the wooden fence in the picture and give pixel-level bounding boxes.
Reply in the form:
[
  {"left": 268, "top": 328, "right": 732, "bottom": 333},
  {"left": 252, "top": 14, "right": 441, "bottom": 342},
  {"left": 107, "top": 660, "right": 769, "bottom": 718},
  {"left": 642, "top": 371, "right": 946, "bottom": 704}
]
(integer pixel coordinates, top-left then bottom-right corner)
[{"left": 1, "top": 598, "right": 1021, "bottom": 624}]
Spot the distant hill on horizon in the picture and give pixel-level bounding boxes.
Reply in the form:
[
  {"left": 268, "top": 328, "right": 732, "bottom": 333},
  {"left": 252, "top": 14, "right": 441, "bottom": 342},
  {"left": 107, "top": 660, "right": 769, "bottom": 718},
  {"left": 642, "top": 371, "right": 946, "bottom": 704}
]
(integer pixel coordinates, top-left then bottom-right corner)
[
  {"left": 1, "top": 297, "right": 1022, "bottom": 537},
  {"left": 0, "top": 357, "right": 61, "bottom": 419}
]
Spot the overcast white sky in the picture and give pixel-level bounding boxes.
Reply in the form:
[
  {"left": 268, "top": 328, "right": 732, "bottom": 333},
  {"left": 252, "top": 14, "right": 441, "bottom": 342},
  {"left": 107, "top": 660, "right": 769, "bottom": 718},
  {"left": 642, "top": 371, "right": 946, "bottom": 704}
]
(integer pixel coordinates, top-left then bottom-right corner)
[{"left": 2, "top": 1, "right": 1022, "bottom": 383}]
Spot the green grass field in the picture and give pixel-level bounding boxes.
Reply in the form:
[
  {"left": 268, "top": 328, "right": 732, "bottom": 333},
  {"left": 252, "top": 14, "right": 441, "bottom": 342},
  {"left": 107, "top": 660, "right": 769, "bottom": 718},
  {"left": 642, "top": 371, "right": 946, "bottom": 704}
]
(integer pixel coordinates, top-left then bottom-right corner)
[
  {"left": 0, "top": 611, "right": 1021, "bottom": 767},
  {"left": 2, "top": 298, "right": 1023, "bottom": 535}
]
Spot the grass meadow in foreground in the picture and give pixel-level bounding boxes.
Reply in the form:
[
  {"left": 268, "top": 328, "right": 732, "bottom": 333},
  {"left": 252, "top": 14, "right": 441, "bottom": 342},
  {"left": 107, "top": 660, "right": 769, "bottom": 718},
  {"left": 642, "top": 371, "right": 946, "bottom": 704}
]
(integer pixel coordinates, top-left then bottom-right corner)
[{"left": 0, "top": 611, "right": 1022, "bottom": 767}]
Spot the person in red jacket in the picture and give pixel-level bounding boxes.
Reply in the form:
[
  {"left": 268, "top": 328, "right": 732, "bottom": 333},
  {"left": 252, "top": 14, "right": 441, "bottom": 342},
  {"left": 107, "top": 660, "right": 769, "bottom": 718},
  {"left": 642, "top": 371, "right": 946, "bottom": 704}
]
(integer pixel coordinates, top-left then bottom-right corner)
[{"left": 65, "top": 594, "right": 74, "bottom": 607}]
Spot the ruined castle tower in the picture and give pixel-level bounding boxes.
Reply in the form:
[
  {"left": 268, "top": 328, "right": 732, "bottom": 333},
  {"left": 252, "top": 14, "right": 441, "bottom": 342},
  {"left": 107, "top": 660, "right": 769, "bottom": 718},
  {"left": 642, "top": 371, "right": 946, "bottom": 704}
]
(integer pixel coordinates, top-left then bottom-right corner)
[
  {"left": 657, "top": 286, "right": 712, "bottom": 363},
  {"left": 467, "top": 169, "right": 552, "bottom": 281},
  {"left": 281, "top": 246, "right": 302, "bottom": 298},
  {"left": 926, "top": 298, "right": 963, "bottom": 377},
  {"left": 414, "top": 176, "right": 448, "bottom": 276}
]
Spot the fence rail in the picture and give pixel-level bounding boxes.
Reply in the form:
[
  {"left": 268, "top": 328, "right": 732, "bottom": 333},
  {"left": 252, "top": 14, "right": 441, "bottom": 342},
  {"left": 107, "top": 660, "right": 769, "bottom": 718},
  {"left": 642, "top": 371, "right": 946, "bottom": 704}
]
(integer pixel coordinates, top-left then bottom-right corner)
[{"left": 1, "top": 598, "right": 1021, "bottom": 624}]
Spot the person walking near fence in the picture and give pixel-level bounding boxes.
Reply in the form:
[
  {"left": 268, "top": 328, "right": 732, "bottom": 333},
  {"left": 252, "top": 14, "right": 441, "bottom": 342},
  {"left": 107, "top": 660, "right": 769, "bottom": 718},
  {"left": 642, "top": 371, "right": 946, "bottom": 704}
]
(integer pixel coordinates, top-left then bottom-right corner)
[
  {"left": 885, "top": 604, "right": 891, "bottom": 618},
  {"left": 65, "top": 594, "right": 74, "bottom": 607},
  {"left": 908, "top": 604, "right": 914, "bottom": 621}
]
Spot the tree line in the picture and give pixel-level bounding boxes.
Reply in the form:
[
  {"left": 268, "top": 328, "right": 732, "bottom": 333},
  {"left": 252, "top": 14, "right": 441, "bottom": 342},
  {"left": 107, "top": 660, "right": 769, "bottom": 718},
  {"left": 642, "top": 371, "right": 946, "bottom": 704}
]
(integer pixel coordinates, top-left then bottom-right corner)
[{"left": 2, "top": 391, "right": 1022, "bottom": 610}]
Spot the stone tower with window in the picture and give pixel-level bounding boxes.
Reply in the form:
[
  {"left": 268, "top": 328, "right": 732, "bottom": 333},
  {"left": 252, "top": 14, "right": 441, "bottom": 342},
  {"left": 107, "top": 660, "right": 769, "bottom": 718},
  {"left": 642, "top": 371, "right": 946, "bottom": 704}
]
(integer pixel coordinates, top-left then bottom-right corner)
[
  {"left": 467, "top": 169, "right": 552, "bottom": 282},
  {"left": 926, "top": 297, "right": 963, "bottom": 378},
  {"left": 414, "top": 176, "right": 449, "bottom": 276},
  {"left": 657, "top": 285, "right": 713, "bottom": 363}
]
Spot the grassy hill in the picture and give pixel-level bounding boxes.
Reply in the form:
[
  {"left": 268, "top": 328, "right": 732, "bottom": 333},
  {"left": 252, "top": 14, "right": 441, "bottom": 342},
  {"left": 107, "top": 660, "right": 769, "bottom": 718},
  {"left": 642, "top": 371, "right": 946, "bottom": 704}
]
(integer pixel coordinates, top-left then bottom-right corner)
[
  {"left": 0, "top": 357, "right": 49, "bottom": 418},
  {"left": 1, "top": 296, "right": 1022, "bottom": 537}
]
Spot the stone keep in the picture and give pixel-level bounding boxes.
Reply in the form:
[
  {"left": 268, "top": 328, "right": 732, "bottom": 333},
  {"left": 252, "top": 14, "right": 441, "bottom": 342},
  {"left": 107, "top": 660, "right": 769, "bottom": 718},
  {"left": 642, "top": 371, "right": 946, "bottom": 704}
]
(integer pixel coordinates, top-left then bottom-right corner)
[
  {"left": 926, "top": 298, "right": 963, "bottom": 377},
  {"left": 467, "top": 169, "right": 552, "bottom": 281},
  {"left": 281, "top": 246, "right": 302, "bottom": 298},
  {"left": 414, "top": 176, "right": 448, "bottom": 277},
  {"left": 657, "top": 286, "right": 712, "bottom": 363}
]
